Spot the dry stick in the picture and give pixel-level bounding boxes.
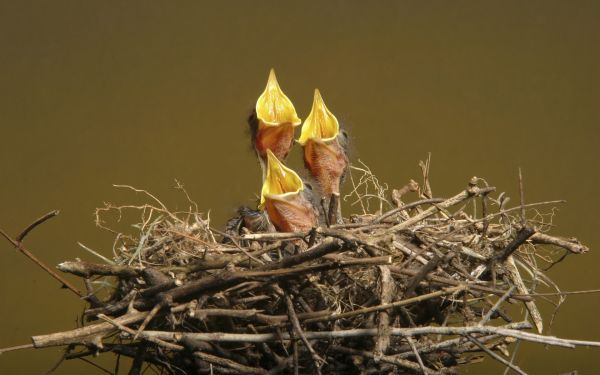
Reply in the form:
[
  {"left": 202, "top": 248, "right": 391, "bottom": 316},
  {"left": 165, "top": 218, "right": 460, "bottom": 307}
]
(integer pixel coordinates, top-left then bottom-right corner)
[
  {"left": 35, "top": 259, "right": 382, "bottom": 348},
  {"left": 329, "top": 345, "right": 436, "bottom": 374},
  {"left": 193, "top": 352, "right": 268, "bottom": 375},
  {"left": 398, "top": 199, "right": 566, "bottom": 271},
  {"left": 374, "top": 266, "right": 394, "bottom": 360},
  {"left": 386, "top": 185, "right": 496, "bottom": 234},
  {"left": 389, "top": 268, "right": 531, "bottom": 302},
  {"left": 97, "top": 314, "right": 182, "bottom": 351},
  {"left": 133, "top": 302, "right": 167, "bottom": 340},
  {"left": 394, "top": 322, "right": 531, "bottom": 359},
  {"left": 404, "top": 253, "right": 454, "bottom": 297},
  {"left": 505, "top": 256, "right": 544, "bottom": 334},
  {"left": 518, "top": 168, "right": 526, "bottom": 227},
  {"left": 99, "top": 314, "right": 266, "bottom": 375},
  {"left": 16, "top": 210, "right": 60, "bottom": 242},
  {"left": 514, "top": 288, "right": 600, "bottom": 297},
  {"left": 479, "top": 286, "right": 516, "bottom": 326},
  {"left": 58, "top": 243, "right": 279, "bottom": 280},
  {"left": 405, "top": 336, "right": 428, "bottom": 375},
  {"left": 465, "top": 334, "right": 528, "bottom": 375},
  {"left": 57, "top": 260, "right": 141, "bottom": 278},
  {"left": 32, "top": 304, "right": 188, "bottom": 348},
  {"left": 489, "top": 227, "right": 536, "bottom": 265},
  {"left": 141, "top": 325, "right": 600, "bottom": 348},
  {"left": 292, "top": 286, "right": 465, "bottom": 325},
  {"left": 162, "top": 239, "right": 344, "bottom": 303},
  {"left": 285, "top": 295, "right": 323, "bottom": 374},
  {"left": 241, "top": 232, "right": 307, "bottom": 241},
  {"left": 0, "top": 343, "right": 35, "bottom": 354},
  {"left": 371, "top": 198, "right": 446, "bottom": 224},
  {"left": 0, "top": 231, "right": 83, "bottom": 298},
  {"left": 530, "top": 232, "right": 589, "bottom": 254}
]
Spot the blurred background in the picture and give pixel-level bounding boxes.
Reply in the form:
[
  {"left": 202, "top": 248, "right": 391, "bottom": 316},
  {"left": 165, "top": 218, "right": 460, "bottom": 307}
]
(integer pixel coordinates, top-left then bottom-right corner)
[{"left": 1, "top": 1, "right": 599, "bottom": 373}]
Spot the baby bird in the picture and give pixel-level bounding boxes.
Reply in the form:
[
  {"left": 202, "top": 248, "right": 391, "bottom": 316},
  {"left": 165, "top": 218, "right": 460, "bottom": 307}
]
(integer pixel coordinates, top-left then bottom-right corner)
[
  {"left": 259, "top": 149, "right": 318, "bottom": 232},
  {"left": 298, "top": 89, "right": 349, "bottom": 225},
  {"left": 249, "top": 69, "right": 301, "bottom": 178}
]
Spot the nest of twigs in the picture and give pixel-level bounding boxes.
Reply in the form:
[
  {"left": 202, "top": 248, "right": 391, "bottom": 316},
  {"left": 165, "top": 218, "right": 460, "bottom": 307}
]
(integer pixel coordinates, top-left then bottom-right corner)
[{"left": 17, "top": 160, "right": 594, "bottom": 374}]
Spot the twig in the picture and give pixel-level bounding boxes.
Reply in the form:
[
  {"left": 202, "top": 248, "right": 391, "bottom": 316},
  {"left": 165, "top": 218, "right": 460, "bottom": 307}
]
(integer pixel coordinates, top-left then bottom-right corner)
[
  {"left": 505, "top": 256, "right": 543, "bottom": 333},
  {"left": 406, "top": 336, "right": 429, "bottom": 374},
  {"left": 489, "top": 226, "right": 536, "bottom": 265},
  {"left": 285, "top": 295, "right": 323, "bottom": 373},
  {"left": 16, "top": 210, "right": 59, "bottom": 242},
  {"left": 479, "top": 286, "right": 515, "bottom": 326},
  {"left": 530, "top": 232, "right": 589, "bottom": 254},
  {"left": 465, "top": 334, "right": 527, "bottom": 375},
  {"left": 0, "top": 229, "right": 83, "bottom": 297},
  {"left": 0, "top": 343, "right": 35, "bottom": 354},
  {"left": 141, "top": 325, "right": 600, "bottom": 348},
  {"left": 329, "top": 345, "right": 436, "bottom": 374},
  {"left": 371, "top": 198, "right": 446, "bottom": 224},
  {"left": 303, "top": 285, "right": 466, "bottom": 324},
  {"left": 386, "top": 185, "right": 496, "bottom": 233},
  {"left": 374, "top": 266, "right": 394, "bottom": 359}
]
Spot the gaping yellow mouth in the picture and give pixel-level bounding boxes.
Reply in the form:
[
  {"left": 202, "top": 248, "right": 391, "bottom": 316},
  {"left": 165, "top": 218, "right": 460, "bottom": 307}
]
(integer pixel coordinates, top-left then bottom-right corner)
[
  {"left": 256, "top": 69, "right": 302, "bottom": 127},
  {"left": 298, "top": 89, "right": 340, "bottom": 145},
  {"left": 259, "top": 149, "right": 304, "bottom": 209}
]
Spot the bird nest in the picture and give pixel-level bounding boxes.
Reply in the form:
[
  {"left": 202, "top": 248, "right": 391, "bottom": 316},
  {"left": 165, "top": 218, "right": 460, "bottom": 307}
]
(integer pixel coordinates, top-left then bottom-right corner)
[{"left": 5, "top": 159, "right": 595, "bottom": 375}]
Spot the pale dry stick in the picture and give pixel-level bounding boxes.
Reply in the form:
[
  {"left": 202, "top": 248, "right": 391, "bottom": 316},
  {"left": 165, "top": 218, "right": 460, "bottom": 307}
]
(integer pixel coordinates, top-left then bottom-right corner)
[
  {"left": 465, "top": 334, "right": 528, "bottom": 375},
  {"left": 373, "top": 266, "right": 394, "bottom": 359},
  {"left": 302, "top": 285, "right": 466, "bottom": 324},
  {"left": 479, "top": 286, "right": 515, "bottom": 326},
  {"left": 530, "top": 232, "right": 588, "bottom": 254},
  {"left": 193, "top": 352, "right": 268, "bottom": 375},
  {"left": 371, "top": 198, "right": 446, "bottom": 224},
  {"left": 0, "top": 343, "right": 35, "bottom": 354},
  {"left": 398, "top": 199, "right": 565, "bottom": 270},
  {"left": 32, "top": 304, "right": 189, "bottom": 348},
  {"left": 97, "top": 314, "right": 182, "bottom": 351},
  {"left": 393, "top": 322, "right": 531, "bottom": 360},
  {"left": 141, "top": 326, "right": 600, "bottom": 348},
  {"left": 98, "top": 314, "right": 266, "bottom": 374},
  {"left": 514, "top": 288, "right": 600, "bottom": 297},
  {"left": 405, "top": 336, "right": 428, "bottom": 374},
  {"left": 518, "top": 168, "right": 526, "bottom": 226},
  {"left": 390, "top": 267, "right": 532, "bottom": 302},
  {"left": 241, "top": 231, "right": 307, "bottom": 241},
  {"left": 385, "top": 185, "right": 496, "bottom": 234},
  {"left": 133, "top": 299, "right": 171, "bottom": 340},
  {"left": 505, "top": 256, "right": 544, "bottom": 333}
]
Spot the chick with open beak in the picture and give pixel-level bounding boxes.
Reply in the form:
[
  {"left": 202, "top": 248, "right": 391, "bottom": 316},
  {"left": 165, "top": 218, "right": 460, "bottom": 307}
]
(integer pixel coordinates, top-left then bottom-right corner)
[
  {"left": 298, "top": 89, "right": 349, "bottom": 225},
  {"left": 259, "top": 149, "right": 318, "bottom": 232},
  {"left": 249, "top": 69, "right": 301, "bottom": 177}
]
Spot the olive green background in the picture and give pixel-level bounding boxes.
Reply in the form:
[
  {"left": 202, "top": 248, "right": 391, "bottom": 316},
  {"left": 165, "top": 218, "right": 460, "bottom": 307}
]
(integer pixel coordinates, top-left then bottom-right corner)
[{"left": 1, "top": 1, "right": 599, "bottom": 373}]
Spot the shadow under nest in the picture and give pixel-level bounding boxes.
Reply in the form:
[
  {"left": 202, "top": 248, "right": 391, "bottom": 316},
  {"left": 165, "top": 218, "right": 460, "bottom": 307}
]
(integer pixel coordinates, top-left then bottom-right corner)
[{"left": 19, "top": 159, "right": 594, "bottom": 375}]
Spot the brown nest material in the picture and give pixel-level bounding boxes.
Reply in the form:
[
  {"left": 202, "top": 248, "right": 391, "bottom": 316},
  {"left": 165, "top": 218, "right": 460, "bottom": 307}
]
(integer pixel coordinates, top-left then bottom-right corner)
[{"left": 1, "top": 160, "right": 596, "bottom": 375}]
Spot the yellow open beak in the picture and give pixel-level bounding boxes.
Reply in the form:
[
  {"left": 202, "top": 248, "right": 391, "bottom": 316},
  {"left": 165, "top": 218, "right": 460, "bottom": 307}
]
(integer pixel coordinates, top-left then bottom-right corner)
[
  {"left": 259, "top": 149, "right": 304, "bottom": 209},
  {"left": 298, "top": 89, "right": 340, "bottom": 145},
  {"left": 256, "top": 69, "right": 302, "bottom": 127}
]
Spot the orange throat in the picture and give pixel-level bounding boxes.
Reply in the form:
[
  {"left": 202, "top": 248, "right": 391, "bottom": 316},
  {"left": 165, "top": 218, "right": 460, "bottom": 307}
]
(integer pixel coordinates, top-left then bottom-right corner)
[
  {"left": 303, "top": 139, "right": 348, "bottom": 195},
  {"left": 255, "top": 122, "right": 295, "bottom": 163},
  {"left": 264, "top": 196, "right": 317, "bottom": 232}
]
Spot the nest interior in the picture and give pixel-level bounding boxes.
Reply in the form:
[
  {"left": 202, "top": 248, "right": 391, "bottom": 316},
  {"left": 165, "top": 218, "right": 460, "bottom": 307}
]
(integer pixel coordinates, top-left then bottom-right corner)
[{"left": 24, "top": 161, "right": 592, "bottom": 375}]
